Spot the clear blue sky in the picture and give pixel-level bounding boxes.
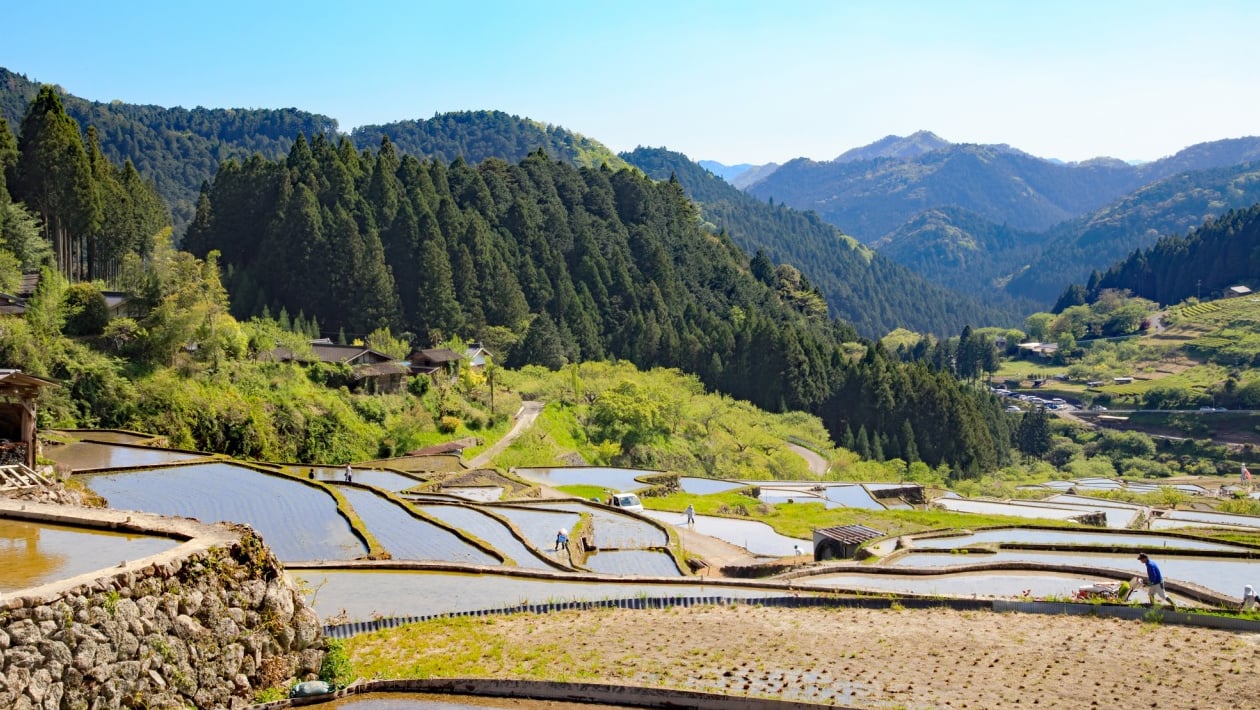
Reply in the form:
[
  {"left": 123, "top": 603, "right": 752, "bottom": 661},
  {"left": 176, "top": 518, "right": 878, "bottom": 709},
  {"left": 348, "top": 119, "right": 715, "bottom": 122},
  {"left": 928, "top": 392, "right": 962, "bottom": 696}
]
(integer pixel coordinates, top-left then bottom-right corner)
[{"left": 3, "top": 0, "right": 1257, "bottom": 165}]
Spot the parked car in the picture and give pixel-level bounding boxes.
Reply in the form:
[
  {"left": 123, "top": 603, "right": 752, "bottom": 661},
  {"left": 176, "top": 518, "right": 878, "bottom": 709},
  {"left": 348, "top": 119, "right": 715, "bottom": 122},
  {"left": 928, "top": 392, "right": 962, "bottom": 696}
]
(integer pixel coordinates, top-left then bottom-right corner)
[{"left": 608, "top": 493, "right": 645, "bottom": 513}]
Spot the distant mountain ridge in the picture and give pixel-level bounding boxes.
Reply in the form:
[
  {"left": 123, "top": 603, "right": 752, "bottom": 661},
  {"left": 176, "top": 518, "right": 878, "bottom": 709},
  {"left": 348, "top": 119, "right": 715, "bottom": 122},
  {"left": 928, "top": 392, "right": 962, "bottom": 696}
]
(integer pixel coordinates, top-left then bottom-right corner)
[
  {"left": 621, "top": 147, "right": 1024, "bottom": 336},
  {"left": 833, "top": 130, "right": 950, "bottom": 163},
  {"left": 749, "top": 132, "right": 1260, "bottom": 243}
]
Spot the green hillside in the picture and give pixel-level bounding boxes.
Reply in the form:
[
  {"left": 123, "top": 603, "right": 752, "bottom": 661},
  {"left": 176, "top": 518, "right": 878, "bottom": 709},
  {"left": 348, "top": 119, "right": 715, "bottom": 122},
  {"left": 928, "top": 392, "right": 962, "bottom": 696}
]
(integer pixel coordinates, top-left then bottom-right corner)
[
  {"left": 0, "top": 67, "right": 338, "bottom": 228},
  {"left": 1006, "top": 162, "right": 1260, "bottom": 302},
  {"left": 351, "top": 110, "right": 628, "bottom": 170}
]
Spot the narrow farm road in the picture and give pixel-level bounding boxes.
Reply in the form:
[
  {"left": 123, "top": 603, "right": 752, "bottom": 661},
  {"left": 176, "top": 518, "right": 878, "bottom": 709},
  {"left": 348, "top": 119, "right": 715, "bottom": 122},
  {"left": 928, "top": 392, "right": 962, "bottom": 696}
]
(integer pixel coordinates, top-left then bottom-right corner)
[{"left": 466, "top": 401, "right": 544, "bottom": 469}]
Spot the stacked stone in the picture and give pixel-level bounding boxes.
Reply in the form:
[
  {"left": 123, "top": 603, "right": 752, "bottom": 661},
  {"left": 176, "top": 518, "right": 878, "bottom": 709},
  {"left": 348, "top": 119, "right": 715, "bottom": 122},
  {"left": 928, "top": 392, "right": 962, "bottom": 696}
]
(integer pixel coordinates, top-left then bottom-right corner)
[{"left": 0, "top": 536, "right": 324, "bottom": 709}]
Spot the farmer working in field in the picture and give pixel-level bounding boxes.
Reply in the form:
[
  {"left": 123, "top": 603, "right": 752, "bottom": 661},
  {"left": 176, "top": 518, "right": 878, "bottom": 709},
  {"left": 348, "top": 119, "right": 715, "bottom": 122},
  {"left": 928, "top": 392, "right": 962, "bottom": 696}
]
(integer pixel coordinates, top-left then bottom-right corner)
[{"left": 1137, "top": 553, "right": 1176, "bottom": 609}]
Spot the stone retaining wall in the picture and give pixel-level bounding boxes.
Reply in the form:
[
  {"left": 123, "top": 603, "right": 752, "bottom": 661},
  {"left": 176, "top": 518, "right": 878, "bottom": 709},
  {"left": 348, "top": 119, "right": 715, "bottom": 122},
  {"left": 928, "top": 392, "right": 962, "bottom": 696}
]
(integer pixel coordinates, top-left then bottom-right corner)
[{"left": 0, "top": 501, "right": 325, "bottom": 709}]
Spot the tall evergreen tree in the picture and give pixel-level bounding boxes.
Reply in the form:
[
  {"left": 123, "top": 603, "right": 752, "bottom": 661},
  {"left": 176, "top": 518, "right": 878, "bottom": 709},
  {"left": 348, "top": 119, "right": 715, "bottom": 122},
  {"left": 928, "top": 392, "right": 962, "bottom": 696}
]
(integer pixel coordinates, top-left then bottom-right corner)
[{"left": 14, "top": 86, "right": 101, "bottom": 278}]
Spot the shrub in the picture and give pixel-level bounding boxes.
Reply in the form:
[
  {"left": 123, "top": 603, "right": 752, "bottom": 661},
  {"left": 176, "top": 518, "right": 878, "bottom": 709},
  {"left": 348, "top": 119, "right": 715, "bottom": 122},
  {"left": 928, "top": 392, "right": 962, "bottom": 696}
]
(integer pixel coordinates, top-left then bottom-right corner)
[
  {"left": 319, "top": 638, "right": 353, "bottom": 687},
  {"left": 438, "top": 416, "right": 462, "bottom": 434},
  {"left": 62, "top": 282, "right": 110, "bottom": 336}
]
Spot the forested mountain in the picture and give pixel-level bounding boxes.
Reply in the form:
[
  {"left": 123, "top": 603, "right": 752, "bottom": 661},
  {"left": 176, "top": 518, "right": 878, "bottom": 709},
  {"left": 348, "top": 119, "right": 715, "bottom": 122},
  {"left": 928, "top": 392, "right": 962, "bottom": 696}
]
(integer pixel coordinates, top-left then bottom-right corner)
[
  {"left": 621, "top": 147, "right": 1023, "bottom": 336},
  {"left": 749, "top": 143, "right": 1143, "bottom": 241},
  {"left": 1004, "top": 161, "right": 1260, "bottom": 302},
  {"left": 0, "top": 69, "right": 336, "bottom": 229},
  {"left": 350, "top": 111, "right": 627, "bottom": 170},
  {"left": 874, "top": 206, "right": 1046, "bottom": 298},
  {"left": 748, "top": 134, "right": 1260, "bottom": 243},
  {"left": 1059, "top": 205, "right": 1260, "bottom": 308},
  {"left": 183, "top": 139, "right": 1012, "bottom": 475},
  {"left": 832, "top": 130, "right": 950, "bottom": 164}
]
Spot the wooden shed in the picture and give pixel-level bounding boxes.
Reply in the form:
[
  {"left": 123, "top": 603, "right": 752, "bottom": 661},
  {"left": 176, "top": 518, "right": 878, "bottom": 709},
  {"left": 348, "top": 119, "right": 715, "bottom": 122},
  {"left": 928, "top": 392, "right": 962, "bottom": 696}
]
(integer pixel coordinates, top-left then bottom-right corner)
[
  {"left": 0, "top": 370, "right": 58, "bottom": 468},
  {"left": 812, "top": 524, "right": 884, "bottom": 561}
]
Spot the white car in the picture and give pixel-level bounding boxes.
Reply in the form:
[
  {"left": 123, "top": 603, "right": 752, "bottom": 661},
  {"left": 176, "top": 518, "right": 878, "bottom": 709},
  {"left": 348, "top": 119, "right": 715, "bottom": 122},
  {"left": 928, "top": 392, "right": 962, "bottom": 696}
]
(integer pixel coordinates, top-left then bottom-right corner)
[{"left": 608, "top": 493, "right": 645, "bottom": 513}]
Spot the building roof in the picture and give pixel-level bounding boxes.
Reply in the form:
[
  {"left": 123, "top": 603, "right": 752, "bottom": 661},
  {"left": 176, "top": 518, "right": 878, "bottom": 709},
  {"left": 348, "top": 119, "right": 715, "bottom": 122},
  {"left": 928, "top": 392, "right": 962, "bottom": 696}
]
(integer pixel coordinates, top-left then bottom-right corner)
[
  {"left": 814, "top": 524, "right": 884, "bottom": 545},
  {"left": 0, "top": 292, "right": 26, "bottom": 316},
  {"left": 0, "top": 369, "right": 60, "bottom": 397},
  {"left": 350, "top": 361, "right": 412, "bottom": 380},
  {"left": 407, "top": 441, "right": 471, "bottom": 456},
  {"left": 1229, "top": 285, "right": 1252, "bottom": 295},
  {"left": 269, "top": 342, "right": 395, "bottom": 365},
  {"left": 411, "top": 348, "right": 463, "bottom": 365}
]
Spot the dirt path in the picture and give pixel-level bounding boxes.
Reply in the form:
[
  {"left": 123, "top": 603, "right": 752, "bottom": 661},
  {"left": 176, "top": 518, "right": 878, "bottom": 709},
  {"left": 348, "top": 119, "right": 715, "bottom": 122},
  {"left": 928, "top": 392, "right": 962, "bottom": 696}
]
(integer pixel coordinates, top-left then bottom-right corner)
[{"left": 467, "top": 401, "right": 543, "bottom": 469}]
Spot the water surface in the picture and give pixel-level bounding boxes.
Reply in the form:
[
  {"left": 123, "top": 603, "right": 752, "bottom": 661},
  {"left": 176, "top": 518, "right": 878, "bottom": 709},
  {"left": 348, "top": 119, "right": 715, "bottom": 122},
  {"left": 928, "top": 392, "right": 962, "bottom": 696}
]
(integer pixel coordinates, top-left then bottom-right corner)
[
  {"left": 641, "top": 510, "right": 806, "bottom": 556},
  {"left": 293, "top": 569, "right": 793, "bottom": 621},
  {"left": 582, "top": 549, "right": 682, "bottom": 576},
  {"left": 514, "top": 467, "right": 652, "bottom": 492},
  {"left": 0, "top": 519, "right": 180, "bottom": 591},
  {"left": 337, "top": 487, "right": 499, "bottom": 565},
  {"left": 85, "top": 462, "right": 365, "bottom": 561},
  {"left": 910, "top": 528, "right": 1245, "bottom": 552},
  {"left": 412, "top": 503, "right": 556, "bottom": 569},
  {"left": 678, "top": 477, "right": 745, "bottom": 495},
  {"left": 50, "top": 442, "right": 202, "bottom": 471}
]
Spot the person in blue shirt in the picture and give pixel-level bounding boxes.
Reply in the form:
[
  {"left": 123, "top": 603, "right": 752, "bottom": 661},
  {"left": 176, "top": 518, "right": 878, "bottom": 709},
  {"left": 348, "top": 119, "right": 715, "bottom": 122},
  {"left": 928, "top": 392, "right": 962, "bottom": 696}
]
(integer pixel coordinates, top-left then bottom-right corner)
[{"left": 1137, "top": 553, "right": 1176, "bottom": 609}]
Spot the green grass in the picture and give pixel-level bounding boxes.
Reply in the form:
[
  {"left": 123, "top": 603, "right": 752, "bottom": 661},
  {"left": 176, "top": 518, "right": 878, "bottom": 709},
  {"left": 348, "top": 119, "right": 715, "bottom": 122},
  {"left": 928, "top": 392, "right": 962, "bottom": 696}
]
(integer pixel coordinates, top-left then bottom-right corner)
[
  {"left": 643, "top": 490, "right": 1079, "bottom": 540},
  {"left": 555, "top": 484, "right": 611, "bottom": 501}
]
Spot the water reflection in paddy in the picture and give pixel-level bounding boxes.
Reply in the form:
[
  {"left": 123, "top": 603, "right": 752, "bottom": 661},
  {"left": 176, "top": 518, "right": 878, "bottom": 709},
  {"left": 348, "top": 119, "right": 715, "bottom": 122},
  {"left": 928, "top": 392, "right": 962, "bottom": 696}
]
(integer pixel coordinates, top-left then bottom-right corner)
[
  {"left": 336, "top": 487, "right": 499, "bottom": 565},
  {"left": 537, "top": 502, "right": 667, "bottom": 548},
  {"left": 85, "top": 462, "right": 365, "bottom": 561},
  {"left": 0, "top": 519, "right": 180, "bottom": 591},
  {"left": 300, "top": 467, "right": 421, "bottom": 492},
  {"left": 678, "top": 477, "right": 745, "bottom": 495},
  {"left": 821, "top": 485, "right": 884, "bottom": 510},
  {"left": 890, "top": 549, "right": 1260, "bottom": 597},
  {"left": 910, "top": 529, "right": 1245, "bottom": 552},
  {"left": 487, "top": 506, "right": 581, "bottom": 552},
  {"left": 293, "top": 569, "right": 793, "bottom": 621},
  {"left": 49, "top": 442, "right": 202, "bottom": 471},
  {"left": 801, "top": 570, "right": 1107, "bottom": 598},
  {"left": 583, "top": 549, "right": 681, "bottom": 576},
  {"left": 514, "top": 467, "right": 651, "bottom": 492},
  {"left": 55, "top": 430, "right": 155, "bottom": 444},
  {"left": 1158, "top": 510, "right": 1260, "bottom": 529},
  {"left": 412, "top": 503, "right": 556, "bottom": 569},
  {"left": 641, "top": 510, "right": 805, "bottom": 556}
]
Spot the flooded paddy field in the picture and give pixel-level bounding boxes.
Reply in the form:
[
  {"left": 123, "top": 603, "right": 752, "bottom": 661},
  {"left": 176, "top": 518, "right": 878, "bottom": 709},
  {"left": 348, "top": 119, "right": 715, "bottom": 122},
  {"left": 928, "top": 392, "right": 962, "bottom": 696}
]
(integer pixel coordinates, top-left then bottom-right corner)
[
  {"left": 47, "top": 441, "right": 204, "bottom": 471},
  {"left": 84, "top": 462, "right": 366, "bottom": 561},
  {"left": 485, "top": 505, "right": 582, "bottom": 552},
  {"left": 889, "top": 548, "right": 1260, "bottom": 598},
  {"left": 299, "top": 466, "right": 423, "bottom": 492},
  {"left": 336, "top": 487, "right": 500, "bottom": 565},
  {"left": 534, "top": 502, "right": 668, "bottom": 548},
  {"left": 291, "top": 569, "right": 794, "bottom": 621},
  {"left": 910, "top": 527, "right": 1247, "bottom": 552},
  {"left": 512, "top": 467, "right": 652, "bottom": 492},
  {"left": 641, "top": 510, "right": 806, "bottom": 556},
  {"left": 799, "top": 569, "right": 1108, "bottom": 598},
  {"left": 0, "top": 518, "right": 180, "bottom": 591},
  {"left": 411, "top": 503, "right": 559, "bottom": 569},
  {"left": 677, "top": 477, "right": 745, "bottom": 495},
  {"left": 582, "top": 549, "right": 682, "bottom": 576}
]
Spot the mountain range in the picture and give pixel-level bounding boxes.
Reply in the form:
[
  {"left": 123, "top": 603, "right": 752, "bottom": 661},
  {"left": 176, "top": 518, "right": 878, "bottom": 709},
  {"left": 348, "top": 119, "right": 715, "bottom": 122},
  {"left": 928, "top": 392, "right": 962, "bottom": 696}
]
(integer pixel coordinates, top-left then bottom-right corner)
[{"left": 729, "top": 131, "right": 1260, "bottom": 305}]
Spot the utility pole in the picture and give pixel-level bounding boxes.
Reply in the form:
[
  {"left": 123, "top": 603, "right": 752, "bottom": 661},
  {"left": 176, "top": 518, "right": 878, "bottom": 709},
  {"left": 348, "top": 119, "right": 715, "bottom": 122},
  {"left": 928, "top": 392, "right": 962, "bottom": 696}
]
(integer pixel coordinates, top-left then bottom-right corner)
[{"left": 1197, "top": 279, "right": 1202, "bottom": 301}]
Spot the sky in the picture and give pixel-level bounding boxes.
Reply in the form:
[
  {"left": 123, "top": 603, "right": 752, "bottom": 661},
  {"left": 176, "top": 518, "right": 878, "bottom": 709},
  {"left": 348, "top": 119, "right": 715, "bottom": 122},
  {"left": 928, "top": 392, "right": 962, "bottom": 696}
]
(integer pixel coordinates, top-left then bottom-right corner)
[{"left": 3, "top": 0, "right": 1258, "bottom": 165}]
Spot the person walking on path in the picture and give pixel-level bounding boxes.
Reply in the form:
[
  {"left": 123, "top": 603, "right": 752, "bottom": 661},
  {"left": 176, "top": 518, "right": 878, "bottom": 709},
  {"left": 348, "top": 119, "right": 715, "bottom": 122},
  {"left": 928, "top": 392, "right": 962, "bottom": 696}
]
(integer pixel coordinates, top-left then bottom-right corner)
[
  {"left": 555, "top": 528, "right": 569, "bottom": 551},
  {"left": 684, "top": 504, "right": 696, "bottom": 526},
  {"left": 344, "top": 464, "right": 353, "bottom": 483},
  {"left": 1138, "top": 553, "right": 1176, "bottom": 608}
]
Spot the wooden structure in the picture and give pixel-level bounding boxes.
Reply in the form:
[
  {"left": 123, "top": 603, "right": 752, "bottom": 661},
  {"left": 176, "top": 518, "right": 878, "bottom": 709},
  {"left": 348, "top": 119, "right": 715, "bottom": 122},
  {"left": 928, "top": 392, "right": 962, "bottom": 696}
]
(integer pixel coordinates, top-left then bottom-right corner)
[
  {"left": 812, "top": 524, "right": 884, "bottom": 561},
  {"left": 0, "top": 370, "right": 59, "bottom": 468},
  {"left": 267, "top": 342, "right": 410, "bottom": 394}
]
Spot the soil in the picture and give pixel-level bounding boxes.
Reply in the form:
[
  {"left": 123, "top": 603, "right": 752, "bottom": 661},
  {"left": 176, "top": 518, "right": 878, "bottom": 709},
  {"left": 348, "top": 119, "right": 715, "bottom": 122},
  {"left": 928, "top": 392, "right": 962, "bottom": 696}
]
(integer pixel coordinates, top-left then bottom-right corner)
[{"left": 349, "top": 604, "right": 1260, "bottom": 709}]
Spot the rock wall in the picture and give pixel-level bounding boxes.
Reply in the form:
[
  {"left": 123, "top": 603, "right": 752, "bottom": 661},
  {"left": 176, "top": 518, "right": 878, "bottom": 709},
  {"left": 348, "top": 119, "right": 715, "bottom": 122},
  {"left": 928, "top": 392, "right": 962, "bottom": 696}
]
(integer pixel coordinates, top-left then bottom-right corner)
[{"left": 0, "top": 507, "right": 324, "bottom": 710}]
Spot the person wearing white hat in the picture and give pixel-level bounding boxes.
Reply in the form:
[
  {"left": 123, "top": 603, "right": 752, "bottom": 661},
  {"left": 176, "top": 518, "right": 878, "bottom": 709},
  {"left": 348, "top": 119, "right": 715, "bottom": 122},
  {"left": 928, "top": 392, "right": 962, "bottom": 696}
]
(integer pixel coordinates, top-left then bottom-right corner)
[
  {"left": 1244, "top": 585, "right": 1258, "bottom": 611},
  {"left": 555, "top": 528, "right": 569, "bottom": 551}
]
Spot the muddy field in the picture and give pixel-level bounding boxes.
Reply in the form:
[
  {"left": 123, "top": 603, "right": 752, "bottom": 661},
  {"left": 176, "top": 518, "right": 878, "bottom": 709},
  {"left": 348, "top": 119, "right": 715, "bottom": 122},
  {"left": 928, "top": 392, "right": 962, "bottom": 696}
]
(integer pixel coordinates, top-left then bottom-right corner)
[{"left": 347, "top": 604, "right": 1260, "bottom": 709}]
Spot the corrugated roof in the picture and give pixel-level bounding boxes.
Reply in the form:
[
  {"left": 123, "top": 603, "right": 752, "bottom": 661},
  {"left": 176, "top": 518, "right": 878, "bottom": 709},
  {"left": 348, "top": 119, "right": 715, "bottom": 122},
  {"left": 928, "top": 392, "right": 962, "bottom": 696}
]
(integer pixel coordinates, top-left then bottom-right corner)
[{"left": 815, "top": 524, "right": 883, "bottom": 545}]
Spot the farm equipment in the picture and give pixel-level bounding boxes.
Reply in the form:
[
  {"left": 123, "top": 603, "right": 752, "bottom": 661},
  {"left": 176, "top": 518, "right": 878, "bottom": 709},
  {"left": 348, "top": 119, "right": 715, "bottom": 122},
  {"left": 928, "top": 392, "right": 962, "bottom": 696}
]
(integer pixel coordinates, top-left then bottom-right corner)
[{"left": 1074, "top": 578, "right": 1138, "bottom": 602}]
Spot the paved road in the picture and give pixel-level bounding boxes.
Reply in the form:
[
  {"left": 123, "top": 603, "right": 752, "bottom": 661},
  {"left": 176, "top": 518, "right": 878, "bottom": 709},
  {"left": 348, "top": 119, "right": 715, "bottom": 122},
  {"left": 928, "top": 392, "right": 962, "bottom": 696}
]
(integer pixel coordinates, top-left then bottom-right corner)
[
  {"left": 787, "top": 443, "right": 828, "bottom": 476},
  {"left": 466, "top": 401, "right": 543, "bottom": 469}
]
